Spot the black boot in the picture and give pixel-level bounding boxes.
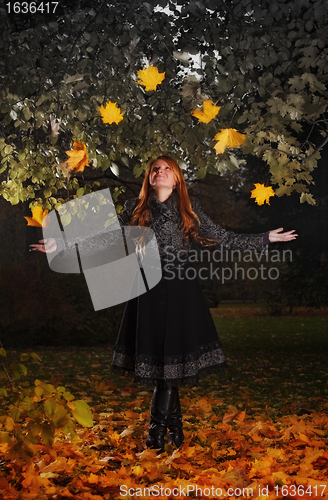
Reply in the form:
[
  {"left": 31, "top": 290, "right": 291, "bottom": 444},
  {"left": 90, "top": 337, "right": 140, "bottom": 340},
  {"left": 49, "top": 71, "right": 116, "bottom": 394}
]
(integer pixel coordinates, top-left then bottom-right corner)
[
  {"left": 168, "top": 387, "right": 184, "bottom": 448},
  {"left": 146, "top": 381, "right": 175, "bottom": 452}
]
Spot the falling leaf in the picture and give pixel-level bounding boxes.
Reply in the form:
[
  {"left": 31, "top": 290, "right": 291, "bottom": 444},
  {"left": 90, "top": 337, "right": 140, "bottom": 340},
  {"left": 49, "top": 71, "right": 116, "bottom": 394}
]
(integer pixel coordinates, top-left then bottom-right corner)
[
  {"left": 66, "top": 140, "right": 89, "bottom": 172},
  {"left": 191, "top": 100, "right": 221, "bottom": 124},
  {"left": 99, "top": 101, "right": 123, "bottom": 125},
  {"left": 214, "top": 128, "right": 246, "bottom": 154},
  {"left": 24, "top": 206, "right": 49, "bottom": 227},
  {"left": 137, "top": 65, "right": 165, "bottom": 91},
  {"left": 250, "top": 183, "right": 275, "bottom": 206}
]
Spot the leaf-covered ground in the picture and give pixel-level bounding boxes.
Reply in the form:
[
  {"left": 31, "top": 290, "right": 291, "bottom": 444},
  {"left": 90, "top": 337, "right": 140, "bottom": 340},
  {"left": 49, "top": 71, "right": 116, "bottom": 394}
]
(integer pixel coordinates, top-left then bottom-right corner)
[{"left": 1, "top": 306, "right": 328, "bottom": 499}]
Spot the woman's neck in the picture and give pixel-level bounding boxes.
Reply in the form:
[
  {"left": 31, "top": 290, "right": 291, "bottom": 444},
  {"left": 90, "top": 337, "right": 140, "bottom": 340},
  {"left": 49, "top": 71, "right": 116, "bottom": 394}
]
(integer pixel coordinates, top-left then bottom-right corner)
[{"left": 153, "top": 187, "right": 173, "bottom": 202}]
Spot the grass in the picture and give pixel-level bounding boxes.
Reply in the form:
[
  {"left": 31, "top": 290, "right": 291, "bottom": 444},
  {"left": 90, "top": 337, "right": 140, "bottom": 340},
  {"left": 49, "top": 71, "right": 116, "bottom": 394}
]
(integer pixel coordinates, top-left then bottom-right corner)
[
  {"left": 209, "top": 306, "right": 328, "bottom": 415},
  {"left": 13, "top": 305, "right": 328, "bottom": 421}
]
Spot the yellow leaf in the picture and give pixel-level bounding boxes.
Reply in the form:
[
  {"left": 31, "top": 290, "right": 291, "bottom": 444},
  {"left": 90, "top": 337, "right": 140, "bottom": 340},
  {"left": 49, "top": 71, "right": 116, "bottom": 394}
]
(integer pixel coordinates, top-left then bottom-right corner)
[
  {"left": 71, "top": 400, "right": 93, "bottom": 427},
  {"left": 44, "top": 398, "right": 69, "bottom": 428},
  {"left": 65, "top": 140, "right": 89, "bottom": 172},
  {"left": 132, "top": 465, "right": 144, "bottom": 476},
  {"left": 191, "top": 100, "right": 221, "bottom": 124},
  {"left": 21, "top": 465, "right": 52, "bottom": 490},
  {"left": 24, "top": 206, "right": 49, "bottom": 228},
  {"left": 66, "top": 151, "right": 86, "bottom": 172},
  {"left": 196, "top": 397, "right": 212, "bottom": 413},
  {"left": 184, "top": 445, "right": 196, "bottom": 458},
  {"left": 87, "top": 473, "right": 99, "bottom": 483},
  {"left": 99, "top": 101, "right": 123, "bottom": 125},
  {"left": 5, "top": 417, "right": 15, "bottom": 432},
  {"left": 108, "top": 430, "right": 121, "bottom": 445},
  {"left": 0, "top": 431, "right": 11, "bottom": 443},
  {"left": 250, "top": 183, "right": 275, "bottom": 206},
  {"left": 137, "top": 65, "right": 165, "bottom": 91},
  {"left": 236, "top": 410, "right": 246, "bottom": 422},
  {"left": 214, "top": 128, "right": 246, "bottom": 154},
  {"left": 136, "top": 448, "right": 158, "bottom": 460},
  {"left": 249, "top": 457, "right": 274, "bottom": 478}
]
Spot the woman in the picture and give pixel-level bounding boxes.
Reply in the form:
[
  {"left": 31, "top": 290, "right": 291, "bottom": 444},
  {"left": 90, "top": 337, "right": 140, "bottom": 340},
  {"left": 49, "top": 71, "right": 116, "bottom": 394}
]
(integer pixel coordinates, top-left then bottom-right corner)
[{"left": 31, "top": 155, "right": 297, "bottom": 452}]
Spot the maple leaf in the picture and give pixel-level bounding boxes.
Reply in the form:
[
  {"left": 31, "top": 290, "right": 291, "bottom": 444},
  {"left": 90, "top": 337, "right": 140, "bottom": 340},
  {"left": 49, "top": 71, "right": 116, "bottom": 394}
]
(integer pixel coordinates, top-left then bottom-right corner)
[
  {"left": 195, "top": 397, "right": 212, "bottom": 413},
  {"left": 250, "top": 183, "right": 275, "bottom": 206},
  {"left": 66, "top": 140, "right": 89, "bottom": 172},
  {"left": 214, "top": 128, "right": 246, "bottom": 154},
  {"left": 191, "top": 100, "right": 221, "bottom": 124},
  {"left": 99, "top": 101, "right": 123, "bottom": 125},
  {"left": 24, "top": 206, "right": 49, "bottom": 227},
  {"left": 137, "top": 65, "right": 165, "bottom": 91}
]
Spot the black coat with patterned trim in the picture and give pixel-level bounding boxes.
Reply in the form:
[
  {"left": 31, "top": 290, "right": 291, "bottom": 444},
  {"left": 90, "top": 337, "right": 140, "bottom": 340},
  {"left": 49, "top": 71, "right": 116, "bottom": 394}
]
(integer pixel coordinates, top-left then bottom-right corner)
[
  {"left": 56, "top": 190, "right": 268, "bottom": 262},
  {"left": 56, "top": 190, "right": 268, "bottom": 385},
  {"left": 117, "top": 190, "right": 268, "bottom": 261}
]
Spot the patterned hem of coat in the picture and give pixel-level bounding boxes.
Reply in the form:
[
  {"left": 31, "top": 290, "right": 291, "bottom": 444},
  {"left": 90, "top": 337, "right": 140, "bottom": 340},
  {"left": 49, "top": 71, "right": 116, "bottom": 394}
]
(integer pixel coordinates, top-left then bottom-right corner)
[{"left": 110, "top": 341, "right": 229, "bottom": 386}]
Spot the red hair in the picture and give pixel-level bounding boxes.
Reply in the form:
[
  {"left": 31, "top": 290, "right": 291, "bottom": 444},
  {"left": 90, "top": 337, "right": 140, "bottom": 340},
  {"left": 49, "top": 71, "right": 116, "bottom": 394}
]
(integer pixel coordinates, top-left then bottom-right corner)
[{"left": 129, "top": 156, "right": 215, "bottom": 246}]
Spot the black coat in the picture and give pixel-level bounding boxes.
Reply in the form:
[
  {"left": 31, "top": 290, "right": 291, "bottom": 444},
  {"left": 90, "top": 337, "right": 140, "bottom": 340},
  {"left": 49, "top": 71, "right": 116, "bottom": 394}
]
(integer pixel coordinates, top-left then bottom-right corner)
[{"left": 111, "top": 191, "right": 267, "bottom": 386}]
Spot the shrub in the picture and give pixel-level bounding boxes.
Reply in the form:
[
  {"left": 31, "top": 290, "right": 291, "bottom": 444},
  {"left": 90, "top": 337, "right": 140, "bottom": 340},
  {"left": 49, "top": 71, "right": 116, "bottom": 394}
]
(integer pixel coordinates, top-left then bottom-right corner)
[{"left": 0, "top": 346, "right": 93, "bottom": 463}]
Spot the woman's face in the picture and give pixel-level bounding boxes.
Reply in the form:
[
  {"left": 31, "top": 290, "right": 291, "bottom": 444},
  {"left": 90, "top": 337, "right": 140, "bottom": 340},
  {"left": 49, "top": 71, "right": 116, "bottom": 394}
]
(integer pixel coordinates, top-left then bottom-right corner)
[{"left": 149, "top": 159, "right": 176, "bottom": 190}]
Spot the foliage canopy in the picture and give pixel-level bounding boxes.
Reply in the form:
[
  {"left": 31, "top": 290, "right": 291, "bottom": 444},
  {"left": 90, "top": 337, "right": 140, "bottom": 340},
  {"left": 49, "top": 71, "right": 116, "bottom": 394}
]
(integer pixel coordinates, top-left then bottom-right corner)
[{"left": 0, "top": 0, "right": 327, "bottom": 210}]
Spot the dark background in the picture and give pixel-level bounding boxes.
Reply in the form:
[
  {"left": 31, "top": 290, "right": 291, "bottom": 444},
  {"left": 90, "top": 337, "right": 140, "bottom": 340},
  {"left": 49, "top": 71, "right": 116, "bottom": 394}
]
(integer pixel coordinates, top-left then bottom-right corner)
[{"left": 0, "top": 0, "right": 327, "bottom": 348}]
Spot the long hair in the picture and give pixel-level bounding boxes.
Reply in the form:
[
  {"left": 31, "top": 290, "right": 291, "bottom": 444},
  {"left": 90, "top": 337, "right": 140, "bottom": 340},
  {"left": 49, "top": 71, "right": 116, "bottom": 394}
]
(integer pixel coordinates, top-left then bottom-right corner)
[{"left": 129, "top": 155, "right": 216, "bottom": 247}]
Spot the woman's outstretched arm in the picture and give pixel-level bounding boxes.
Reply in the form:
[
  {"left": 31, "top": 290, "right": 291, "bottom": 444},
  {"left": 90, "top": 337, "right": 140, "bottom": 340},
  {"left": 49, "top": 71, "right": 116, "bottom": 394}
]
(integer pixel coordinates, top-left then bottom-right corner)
[
  {"left": 192, "top": 198, "right": 297, "bottom": 252},
  {"left": 30, "top": 198, "right": 138, "bottom": 256}
]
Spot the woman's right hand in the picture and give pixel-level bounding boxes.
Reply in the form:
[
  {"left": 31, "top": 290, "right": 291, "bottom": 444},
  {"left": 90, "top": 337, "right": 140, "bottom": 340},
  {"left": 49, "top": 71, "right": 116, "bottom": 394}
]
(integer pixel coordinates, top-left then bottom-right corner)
[{"left": 30, "top": 238, "right": 58, "bottom": 253}]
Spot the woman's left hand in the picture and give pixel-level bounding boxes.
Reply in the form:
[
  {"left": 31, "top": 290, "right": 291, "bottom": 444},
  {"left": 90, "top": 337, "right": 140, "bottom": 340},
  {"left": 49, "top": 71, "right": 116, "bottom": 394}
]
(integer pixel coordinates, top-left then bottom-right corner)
[{"left": 269, "top": 228, "right": 298, "bottom": 242}]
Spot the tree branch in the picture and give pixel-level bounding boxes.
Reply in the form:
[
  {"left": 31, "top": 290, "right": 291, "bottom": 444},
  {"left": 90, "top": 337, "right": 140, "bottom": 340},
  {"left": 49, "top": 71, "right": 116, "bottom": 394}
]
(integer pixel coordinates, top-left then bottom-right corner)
[
  {"left": 258, "top": 134, "right": 328, "bottom": 166},
  {"left": 257, "top": 145, "right": 304, "bottom": 160},
  {"left": 300, "top": 134, "right": 328, "bottom": 166},
  {"left": 75, "top": 172, "right": 142, "bottom": 197}
]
